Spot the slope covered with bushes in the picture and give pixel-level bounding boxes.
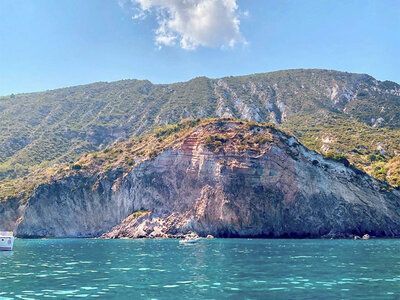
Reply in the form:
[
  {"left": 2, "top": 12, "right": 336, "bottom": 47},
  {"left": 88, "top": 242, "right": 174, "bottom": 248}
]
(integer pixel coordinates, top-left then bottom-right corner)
[{"left": 1, "top": 69, "right": 399, "bottom": 186}]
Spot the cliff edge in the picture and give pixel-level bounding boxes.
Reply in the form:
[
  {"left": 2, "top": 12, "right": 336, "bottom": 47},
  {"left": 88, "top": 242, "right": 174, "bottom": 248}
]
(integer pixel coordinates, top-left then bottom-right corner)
[{"left": 1, "top": 120, "right": 400, "bottom": 238}]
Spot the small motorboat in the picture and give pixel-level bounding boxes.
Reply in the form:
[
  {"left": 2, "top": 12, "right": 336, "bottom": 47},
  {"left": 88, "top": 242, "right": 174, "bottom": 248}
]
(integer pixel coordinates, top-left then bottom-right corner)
[
  {"left": 179, "top": 237, "right": 200, "bottom": 244},
  {"left": 179, "top": 231, "right": 201, "bottom": 244},
  {"left": 179, "top": 232, "right": 201, "bottom": 244},
  {"left": 0, "top": 231, "right": 14, "bottom": 251}
]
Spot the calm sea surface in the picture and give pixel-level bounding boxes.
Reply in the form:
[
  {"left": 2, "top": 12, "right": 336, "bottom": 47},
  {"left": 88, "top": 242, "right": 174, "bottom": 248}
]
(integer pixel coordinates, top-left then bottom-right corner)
[{"left": 0, "top": 239, "right": 399, "bottom": 299}]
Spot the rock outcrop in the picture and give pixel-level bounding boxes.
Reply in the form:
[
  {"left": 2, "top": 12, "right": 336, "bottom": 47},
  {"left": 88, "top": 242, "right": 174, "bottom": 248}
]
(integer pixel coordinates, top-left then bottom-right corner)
[
  {"left": 2, "top": 69, "right": 400, "bottom": 183},
  {"left": 1, "top": 121, "right": 400, "bottom": 238}
]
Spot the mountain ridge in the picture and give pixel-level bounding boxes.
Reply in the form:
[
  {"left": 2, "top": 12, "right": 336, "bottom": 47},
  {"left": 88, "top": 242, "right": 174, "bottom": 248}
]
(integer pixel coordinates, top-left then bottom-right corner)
[
  {"left": 5, "top": 68, "right": 399, "bottom": 98},
  {"left": 0, "top": 69, "right": 399, "bottom": 187}
]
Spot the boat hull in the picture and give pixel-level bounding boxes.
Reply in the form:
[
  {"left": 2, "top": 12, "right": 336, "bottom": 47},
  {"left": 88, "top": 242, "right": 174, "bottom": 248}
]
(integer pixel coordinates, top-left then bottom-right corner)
[
  {"left": 0, "top": 237, "right": 14, "bottom": 251},
  {"left": 179, "top": 239, "right": 199, "bottom": 244}
]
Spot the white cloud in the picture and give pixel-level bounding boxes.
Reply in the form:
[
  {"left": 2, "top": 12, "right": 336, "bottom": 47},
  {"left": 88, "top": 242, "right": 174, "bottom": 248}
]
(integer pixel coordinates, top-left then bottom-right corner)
[{"left": 129, "top": 0, "right": 246, "bottom": 50}]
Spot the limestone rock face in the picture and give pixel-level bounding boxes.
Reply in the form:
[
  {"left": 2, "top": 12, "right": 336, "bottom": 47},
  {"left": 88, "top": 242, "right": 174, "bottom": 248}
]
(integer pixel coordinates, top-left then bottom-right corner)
[
  {"left": 15, "top": 174, "right": 134, "bottom": 238},
  {"left": 2, "top": 122, "right": 400, "bottom": 238},
  {"left": 0, "top": 198, "right": 25, "bottom": 233},
  {"left": 102, "top": 125, "right": 400, "bottom": 239}
]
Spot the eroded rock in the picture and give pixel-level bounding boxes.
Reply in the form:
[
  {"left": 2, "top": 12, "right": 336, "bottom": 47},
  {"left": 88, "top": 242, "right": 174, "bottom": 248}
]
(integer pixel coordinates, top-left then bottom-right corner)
[{"left": 2, "top": 121, "right": 400, "bottom": 239}]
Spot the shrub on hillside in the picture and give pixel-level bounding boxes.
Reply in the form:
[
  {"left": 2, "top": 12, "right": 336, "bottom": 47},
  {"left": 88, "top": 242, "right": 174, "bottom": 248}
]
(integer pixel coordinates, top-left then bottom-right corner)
[
  {"left": 204, "top": 134, "right": 228, "bottom": 152},
  {"left": 154, "top": 124, "right": 182, "bottom": 138},
  {"left": 325, "top": 151, "right": 350, "bottom": 167}
]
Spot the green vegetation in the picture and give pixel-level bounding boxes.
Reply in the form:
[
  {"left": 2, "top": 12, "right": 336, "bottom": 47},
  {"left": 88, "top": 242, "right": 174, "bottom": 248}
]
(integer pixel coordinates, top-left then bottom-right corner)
[
  {"left": 0, "top": 69, "right": 399, "bottom": 193},
  {"left": 0, "top": 118, "right": 207, "bottom": 203},
  {"left": 154, "top": 124, "right": 182, "bottom": 138},
  {"left": 204, "top": 134, "right": 229, "bottom": 152},
  {"left": 386, "top": 157, "right": 400, "bottom": 186},
  {"left": 123, "top": 209, "right": 151, "bottom": 223},
  {"left": 0, "top": 119, "right": 279, "bottom": 203},
  {"left": 325, "top": 151, "right": 350, "bottom": 167},
  {"left": 284, "top": 112, "right": 400, "bottom": 186}
]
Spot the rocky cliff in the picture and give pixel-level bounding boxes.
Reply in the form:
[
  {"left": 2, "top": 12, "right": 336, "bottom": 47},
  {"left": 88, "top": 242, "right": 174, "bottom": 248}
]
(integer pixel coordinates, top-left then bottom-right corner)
[
  {"left": 2, "top": 120, "right": 400, "bottom": 238},
  {"left": 1, "top": 69, "right": 400, "bottom": 188}
]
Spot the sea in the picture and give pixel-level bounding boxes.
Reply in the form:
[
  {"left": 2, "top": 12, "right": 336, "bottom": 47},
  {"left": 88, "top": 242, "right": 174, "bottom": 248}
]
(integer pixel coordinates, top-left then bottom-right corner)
[{"left": 0, "top": 239, "right": 399, "bottom": 299}]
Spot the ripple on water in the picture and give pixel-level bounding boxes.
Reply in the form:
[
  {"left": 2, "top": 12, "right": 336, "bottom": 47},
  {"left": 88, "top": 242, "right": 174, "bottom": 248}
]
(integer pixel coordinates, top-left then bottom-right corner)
[
  {"left": 81, "top": 287, "right": 98, "bottom": 290},
  {"left": 53, "top": 290, "right": 79, "bottom": 295},
  {"left": 2, "top": 239, "right": 400, "bottom": 298}
]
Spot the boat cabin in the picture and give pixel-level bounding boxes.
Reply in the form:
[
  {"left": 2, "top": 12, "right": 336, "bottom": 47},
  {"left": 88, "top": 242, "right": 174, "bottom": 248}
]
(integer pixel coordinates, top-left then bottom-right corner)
[{"left": 0, "top": 231, "right": 14, "bottom": 251}]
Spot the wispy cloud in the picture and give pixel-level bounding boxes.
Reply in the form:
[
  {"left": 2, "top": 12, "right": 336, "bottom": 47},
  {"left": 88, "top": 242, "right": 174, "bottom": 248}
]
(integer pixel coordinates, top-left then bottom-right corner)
[{"left": 123, "top": 0, "right": 246, "bottom": 50}]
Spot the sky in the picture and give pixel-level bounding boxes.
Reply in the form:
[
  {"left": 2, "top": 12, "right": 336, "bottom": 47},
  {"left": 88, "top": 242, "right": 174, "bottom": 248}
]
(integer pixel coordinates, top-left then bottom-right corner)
[{"left": 0, "top": 0, "right": 399, "bottom": 96}]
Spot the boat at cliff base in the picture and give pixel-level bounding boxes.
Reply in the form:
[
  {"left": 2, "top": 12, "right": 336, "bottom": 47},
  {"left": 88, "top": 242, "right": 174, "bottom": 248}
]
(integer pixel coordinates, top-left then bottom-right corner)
[
  {"left": 0, "top": 231, "right": 14, "bottom": 251},
  {"left": 179, "top": 237, "right": 200, "bottom": 244},
  {"left": 179, "top": 232, "right": 201, "bottom": 244}
]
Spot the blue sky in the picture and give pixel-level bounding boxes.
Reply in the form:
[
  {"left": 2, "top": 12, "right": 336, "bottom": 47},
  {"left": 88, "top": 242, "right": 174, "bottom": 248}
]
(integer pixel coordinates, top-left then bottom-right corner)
[{"left": 0, "top": 0, "right": 399, "bottom": 96}]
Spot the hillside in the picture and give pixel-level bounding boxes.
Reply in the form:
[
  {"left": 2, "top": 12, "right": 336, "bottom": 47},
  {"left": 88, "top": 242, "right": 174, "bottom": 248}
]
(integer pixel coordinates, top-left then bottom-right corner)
[
  {"left": 1, "top": 69, "right": 400, "bottom": 186},
  {"left": 1, "top": 119, "right": 400, "bottom": 238}
]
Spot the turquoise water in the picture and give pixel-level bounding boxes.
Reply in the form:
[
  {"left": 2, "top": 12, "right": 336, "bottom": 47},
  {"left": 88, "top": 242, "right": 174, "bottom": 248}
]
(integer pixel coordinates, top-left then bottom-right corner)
[{"left": 0, "top": 239, "right": 399, "bottom": 299}]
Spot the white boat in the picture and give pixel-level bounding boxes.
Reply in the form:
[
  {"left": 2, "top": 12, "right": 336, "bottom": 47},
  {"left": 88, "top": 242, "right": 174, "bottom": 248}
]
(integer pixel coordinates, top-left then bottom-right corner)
[
  {"left": 0, "top": 231, "right": 14, "bottom": 251},
  {"left": 179, "top": 237, "right": 200, "bottom": 244}
]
